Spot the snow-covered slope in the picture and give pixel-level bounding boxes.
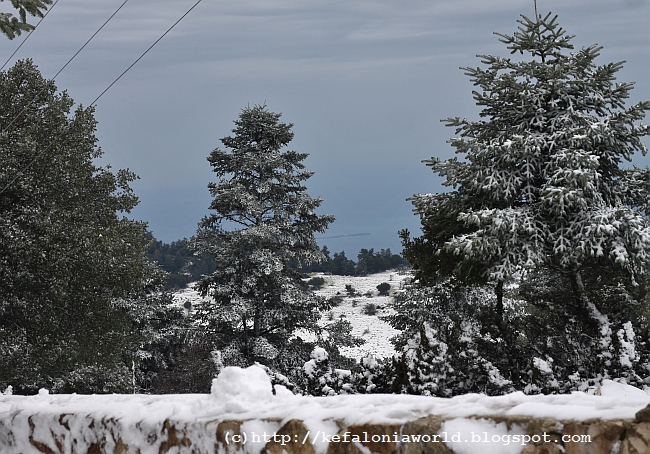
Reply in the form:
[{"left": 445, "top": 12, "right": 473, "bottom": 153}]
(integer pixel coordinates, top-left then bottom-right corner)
[
  {"left": 172, "top": 270, "right": 411, "bottom": 360},
  {"left": 306, "top": 270, "right": 409, "bottom": 359}
]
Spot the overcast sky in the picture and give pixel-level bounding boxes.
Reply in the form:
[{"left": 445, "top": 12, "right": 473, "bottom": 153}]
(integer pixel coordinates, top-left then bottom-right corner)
[{"left": 1, "top": 0, "right": 648, "bottom": 256}]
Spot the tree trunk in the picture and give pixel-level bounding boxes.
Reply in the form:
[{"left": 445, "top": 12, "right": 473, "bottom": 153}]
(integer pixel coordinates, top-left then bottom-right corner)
[{"left": 495, "top": 279, "right": 504, "bottom": 327}]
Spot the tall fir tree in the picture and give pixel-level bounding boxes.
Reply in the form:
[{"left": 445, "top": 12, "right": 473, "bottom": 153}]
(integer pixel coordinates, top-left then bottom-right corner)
[
  {"left": 399, "top": 13, "right": 650, "bottom": 392},
  {"left": 194, "top": 105, "right": 335, "bottom": 372}
]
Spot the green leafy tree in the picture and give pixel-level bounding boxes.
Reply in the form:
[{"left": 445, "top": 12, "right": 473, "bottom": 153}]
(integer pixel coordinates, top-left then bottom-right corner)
[
  {"left": 0, "top": 60, "right": 148, "bottom": 393},
  {"left": 399, "top": 13, "right": 650, "bottom": 392},
  {"left": 194, "top": 105, "right": 335, "bottom": 371},
  {"left": 0, "top": 0, "right": 52, "bottom": 39}
]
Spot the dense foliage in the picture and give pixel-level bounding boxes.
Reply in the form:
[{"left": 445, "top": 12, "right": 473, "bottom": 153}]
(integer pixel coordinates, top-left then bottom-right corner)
[
  {"left": 0, "top": 60, "right": 149, "bottom": 393},
  {"left": 396, "top": 13, "right": 650, "bottom": 395},
  {"left": 145, "top": 233, "right": 216, "bottom": 289},
  {"left": 300, "top": 246, "right": 408, "bottom": 275}
]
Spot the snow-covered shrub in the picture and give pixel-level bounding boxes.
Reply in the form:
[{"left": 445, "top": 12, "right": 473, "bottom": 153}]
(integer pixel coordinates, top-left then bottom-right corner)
[
  {"left": 308, "top": 277, "right": 325, "bottom": 290},
  {"left": 517, "top": 267, "right": 650, "bottom": 392},
  {"left": 363, "top": 303, "right": 378, "bottom": 316},
  {"left": 385, "top": 282, "right": 519, "bottom": 396},
  {"left": 385, "top": 270, "right": 650, "bottom": 396},
  {"left": 350, "top": 356, "right": 388, "bottom": 394},
  {"left": 243, "top": 319, "right": 364, "bottom": 396},
  {"left": 525, "top": 357, "right": 559, "bottom": 395},
  {"left": 377, "top": 282, "right": 391, "bottom": 296},
  {"left": 303, "top": 347, "right": 354, "bottom": 396}
]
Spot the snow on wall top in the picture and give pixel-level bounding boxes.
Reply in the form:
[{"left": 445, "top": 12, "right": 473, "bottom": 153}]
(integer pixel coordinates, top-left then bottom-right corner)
[{"left": 2, "top": 366, "right": 649, "bottom": 426}]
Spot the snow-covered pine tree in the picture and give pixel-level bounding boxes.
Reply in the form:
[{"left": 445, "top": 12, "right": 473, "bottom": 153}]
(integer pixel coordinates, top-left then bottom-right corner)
[
  {"left": 194, "top": 105, "right": 335, "bottom": 373},
  {"left": 402, "top": 13, "right": 650, "bottom": 391},
  {"left": 386, "top": 281, "right": 516, "bottom": 396}
]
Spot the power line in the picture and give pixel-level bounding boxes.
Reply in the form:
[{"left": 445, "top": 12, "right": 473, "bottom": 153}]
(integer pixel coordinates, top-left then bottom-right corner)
[
  {"left": 0, "top": 0, "right": 61, "bottom": 71},
  {"left": 0, "top": 0, "right": 204, "bottom": 197},
  {"left": 89, "top": 0, "right": 203, "bottom": 107},
  {"left": 1, "top": 0, "right": 130, "bottom": 135}
]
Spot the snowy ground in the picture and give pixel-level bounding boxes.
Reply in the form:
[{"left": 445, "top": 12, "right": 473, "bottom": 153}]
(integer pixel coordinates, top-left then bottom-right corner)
[
  {"left": 172, "top": 270, "right": 411, "bottom": 360},
  {"left": 306, "top": 270, "right": 409, "bottom": 359}
]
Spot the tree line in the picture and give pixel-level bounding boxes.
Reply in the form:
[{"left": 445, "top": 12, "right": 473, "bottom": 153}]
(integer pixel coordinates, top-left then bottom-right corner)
[
  {"left": 299, "top": 246, "right": 408, "bottom": 276},
  {"left": 147, "top": 238, "right": 408, "bottom": 290}
]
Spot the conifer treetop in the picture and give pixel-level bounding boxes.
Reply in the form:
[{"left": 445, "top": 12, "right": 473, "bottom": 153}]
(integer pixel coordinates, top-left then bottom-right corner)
[
  {"left": 409, "top": 13, "right": 650, "bottom": 283},
  {"left": 496, "top": 13, "right": 574, "bottom": 63}
]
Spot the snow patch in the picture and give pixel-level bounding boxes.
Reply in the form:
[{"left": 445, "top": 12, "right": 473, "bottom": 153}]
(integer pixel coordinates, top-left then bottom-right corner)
[
  {"left": 599, "top": 379, "right": 650, "bottom": 398},
  {"left": 441, "top": 418, "right": 526, "bottom": 454},
  {"left": 211, "top": 365, "right": 274, "bottom": 412}
]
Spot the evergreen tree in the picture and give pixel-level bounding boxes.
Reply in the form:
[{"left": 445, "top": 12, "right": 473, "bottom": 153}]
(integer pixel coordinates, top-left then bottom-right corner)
[
  {"left": 144, "top": 232, "right": 216, "bottom": 289},
  {"left": 0, "top": 60, "right": 147, "bottom": 393},
  {"left": 330, "top": 250, "right": 356, "bottom": 275},
  {"left": 194, "top": 105, "right": 335, "bottom": 371},
  {"left": 401, "top": 14, "right": 650, "bottom": 391},
  {"left": 356, "top": 248, "right": 407, "bottom": 275}
]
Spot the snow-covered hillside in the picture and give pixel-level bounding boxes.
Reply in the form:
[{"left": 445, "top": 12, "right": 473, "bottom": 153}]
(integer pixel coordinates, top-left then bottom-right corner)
[
  {"left": 172, "top": 270, "right": 411, "bottom": 360},
  {"left": 306, "top": 270, "right": 409, "bottom": 359}
]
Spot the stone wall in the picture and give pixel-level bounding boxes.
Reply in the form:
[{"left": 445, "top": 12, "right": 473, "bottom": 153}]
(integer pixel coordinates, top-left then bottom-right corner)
[
  {"left": 3, "top": 404, "right": 650, "bottom": 454},
  {"left": 3, "top": 371, "right": 650, "bottom": 454}
]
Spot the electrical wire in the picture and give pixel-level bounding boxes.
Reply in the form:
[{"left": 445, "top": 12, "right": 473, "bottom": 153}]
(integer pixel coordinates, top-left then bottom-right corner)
[
  {"left": 0, "top": 0, "right": 61, "bottom": 71},
  {"left": 0, "top": 0, "right": 204, "bottom": 197},
  {"left": 1, "top": 0, "right": 130, "bottom": 135},
  {"left": 89, "top": 0, "right": 202, "bottom": 107}
]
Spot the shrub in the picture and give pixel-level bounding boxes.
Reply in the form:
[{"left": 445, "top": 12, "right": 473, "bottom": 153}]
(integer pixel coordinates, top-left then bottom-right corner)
[
  {"left": 377, "top": 282, "right": 391, "bottom": 296},
  {"left": 329, "top": 295, "right": 343, "bottom": 306},
  {"left": 308, "top": 276, "right": 325, "bottom": 289},
  {"left": 363, "top": 303, "right": 378, "bottom": 316}
]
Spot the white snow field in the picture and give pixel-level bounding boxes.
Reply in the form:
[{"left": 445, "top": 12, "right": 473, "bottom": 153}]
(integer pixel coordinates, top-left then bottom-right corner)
[
  {"left": 2, "top": 366, "right": 650, "bottom": 454},
  {"left": 173, "top": 270, "right": 410, "bottom": 359}
]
